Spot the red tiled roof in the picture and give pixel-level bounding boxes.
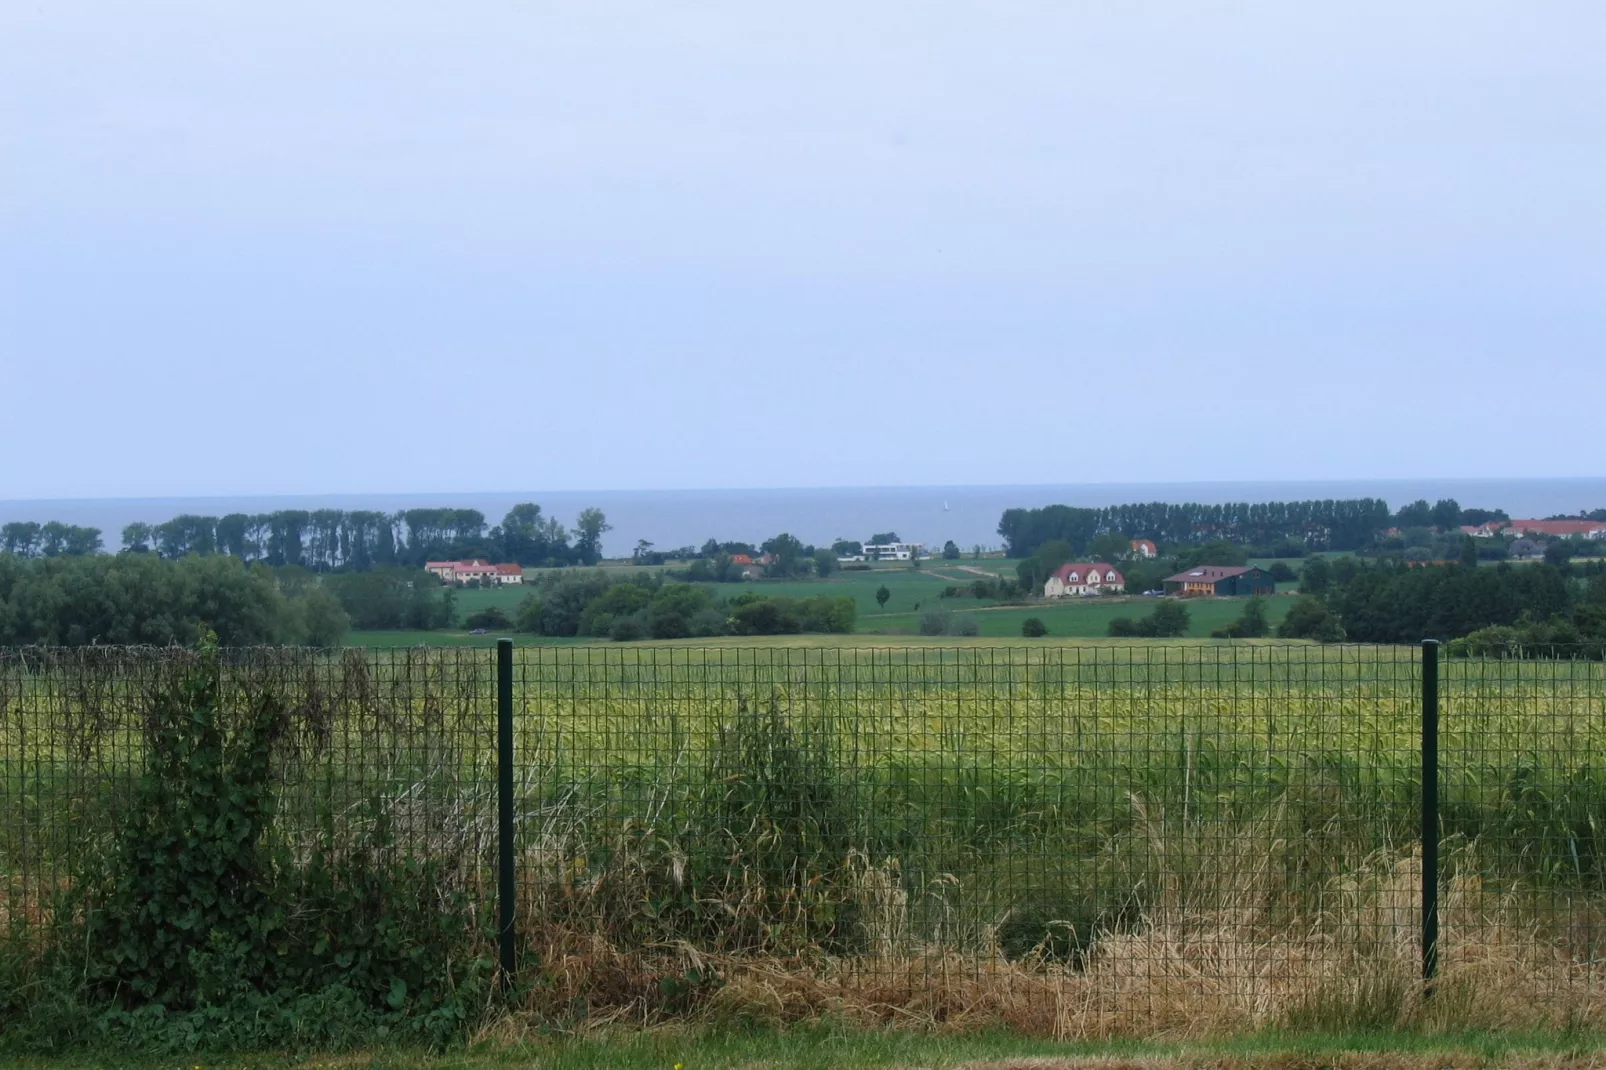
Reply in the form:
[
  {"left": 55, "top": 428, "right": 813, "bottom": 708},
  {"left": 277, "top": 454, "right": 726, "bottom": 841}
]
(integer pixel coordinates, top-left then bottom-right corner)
[
  {"left": 1050, "top": 563, "right": 1125, "bottom": 584},
  {"left": 728, "top": 553, "right": 753, "bottom": 565},
  {"left": 493, "top": 563, "right": 524, "bottom": 575},
  {"left": 1131, "top": 539, "right": 1157, "bottom": 553}
]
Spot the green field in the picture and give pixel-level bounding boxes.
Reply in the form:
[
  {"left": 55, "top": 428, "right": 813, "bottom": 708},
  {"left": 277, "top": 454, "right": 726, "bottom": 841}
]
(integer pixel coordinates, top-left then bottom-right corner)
[{"left": 357, "top": 561, "right": 1301, "bottom": 646}]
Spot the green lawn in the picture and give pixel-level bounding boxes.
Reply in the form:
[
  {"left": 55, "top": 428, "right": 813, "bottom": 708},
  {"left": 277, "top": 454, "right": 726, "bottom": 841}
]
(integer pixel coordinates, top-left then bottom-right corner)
[{"left": 11, "top": 1027, "right": 1601, "bottom": 1069}]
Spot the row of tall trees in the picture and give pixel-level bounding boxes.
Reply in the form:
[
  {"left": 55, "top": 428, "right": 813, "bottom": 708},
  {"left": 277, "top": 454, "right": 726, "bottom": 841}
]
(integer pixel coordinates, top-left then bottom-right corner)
[
  {"left": 105, "top": 504, "right": 609, "bottom": 571},
  {"left": 998, "top": 499, "right": 1395, "bottom": 557},
  {"left": 0, "top": 521, "right": 104, "bottom": 558}
]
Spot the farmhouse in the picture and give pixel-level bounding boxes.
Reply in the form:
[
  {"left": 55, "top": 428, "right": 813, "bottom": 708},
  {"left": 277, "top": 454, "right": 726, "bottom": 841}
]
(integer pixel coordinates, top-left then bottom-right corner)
[
  {"left": 1130, "top": 539, "right": 1158, "bottom": 559},
  {"left": 1044, "top": 563, "right": 1125, "bottom": 598},
  {"left": 864, "top": 541, "right": 924, "bottom": 561},
  {"left": 425, "top": 559, "right": 525, "bottom": 585},
  {"left": 1162, "top": 565, "right": 1275, "bottom": 597}
]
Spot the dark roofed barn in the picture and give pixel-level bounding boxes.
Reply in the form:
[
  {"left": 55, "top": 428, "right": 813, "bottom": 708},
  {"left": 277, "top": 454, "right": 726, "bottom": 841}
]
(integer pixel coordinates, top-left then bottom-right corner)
[{"left": 1162, "top": 565, "right": 1275, "bottom": 597}]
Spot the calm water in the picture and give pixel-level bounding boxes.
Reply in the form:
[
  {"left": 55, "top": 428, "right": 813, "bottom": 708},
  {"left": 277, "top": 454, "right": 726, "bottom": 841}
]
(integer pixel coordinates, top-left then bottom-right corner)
[{"left": 3, "top": 479, "right": 1605, "bottom": 556}]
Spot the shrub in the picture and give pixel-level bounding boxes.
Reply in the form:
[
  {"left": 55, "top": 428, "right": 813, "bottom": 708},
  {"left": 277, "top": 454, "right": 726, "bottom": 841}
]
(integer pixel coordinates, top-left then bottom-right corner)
[
  {"left": 610, "top": 616, "right": 646, "bottom": 642},
  {"left": 919, "top": 610, "right": 952, "bottom": 636},
  {"left": 462, "top": 606, "right": 512, "bottom": 631},
  {"left": 1021, "top": 617, "right": 1048, "bottom": 637}
]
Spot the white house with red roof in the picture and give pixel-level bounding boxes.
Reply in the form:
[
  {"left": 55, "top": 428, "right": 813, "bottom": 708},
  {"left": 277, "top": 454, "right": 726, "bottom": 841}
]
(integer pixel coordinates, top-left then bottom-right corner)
[
  {"left": 1044, "top": 563, "right": 1125, "bottom": 598},
  {"left": 1506, "top": 519, "right": 1606, "bottom": 540},
  {"left": 1130, "top": 539, "right": 1158, "bottom": 559},
  {"left": 425, "top": 559, "right": 525, "bottom": 585}
]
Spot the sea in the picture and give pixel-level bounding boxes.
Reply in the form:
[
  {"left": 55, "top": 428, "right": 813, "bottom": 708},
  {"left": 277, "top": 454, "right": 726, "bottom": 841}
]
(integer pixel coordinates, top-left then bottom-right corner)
[{"left": 3, "top": 479, "right": 1605, "bottom": 556}]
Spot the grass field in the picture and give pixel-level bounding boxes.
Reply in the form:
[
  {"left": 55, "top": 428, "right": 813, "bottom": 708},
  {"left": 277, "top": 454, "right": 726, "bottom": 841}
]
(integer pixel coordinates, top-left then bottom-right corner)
[
  {"left": 9, "top": 1028, "right": 1605, "bottom": 1069},
  {"left": 366, "top": 562, "right": 1296, "bottom": 646}
]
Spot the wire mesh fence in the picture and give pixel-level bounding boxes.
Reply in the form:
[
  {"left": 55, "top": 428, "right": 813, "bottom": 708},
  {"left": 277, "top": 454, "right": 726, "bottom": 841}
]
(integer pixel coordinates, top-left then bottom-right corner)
[{"left": 4, "top": 642, "right": 1606, "bottom": 1034}]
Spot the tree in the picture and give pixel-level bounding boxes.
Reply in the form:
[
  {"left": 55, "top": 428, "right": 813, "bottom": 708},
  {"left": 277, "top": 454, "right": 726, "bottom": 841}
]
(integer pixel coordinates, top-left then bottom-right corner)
[
  {"left": 1087, "top": 531, "right": 1132, "bottom": 564},
  {"left": 1395, "top": 499, "right": 1434, "bottom": 528},
  {"left": 813, "top": 548, "right": 838, "bottom": 578},
  {"left": 1431, "top": 499, "right": 1463, "bottom": 531},
  {"left": 761, "top": 532, "right": 806, "bottom": 577},
  {"left": 573, "top": 508, "right": 611, "bottom": 566},
  {"left": 869, "top": 532, "right": 900, "bottom": 546},
  {"left": 942, "top": 540, "right": 961, "bottom": 560},
  {"left": 831, "top": 539, "right": 863, "bottom": 558},
  {"left": 1544, "top": 540, "right": 1576, "bottom": 568},
  {"left": 1021, "top": 617, "right": 1047, "bottom": 638},
  {"left": 1149, "top": 600, "right": 1190, "bottom": 637},
  {"left": 1277, "top": 595, "right": 1344, "bottom": 642},
  {"left": 1, "top": 522, "right": 42, "bottom": 557},
  {"left": 120, "top": 522, "right": 154, "bottom": 554},
  {"left": 633, "top": 539, "right": 655, "bottom": 562},
  {"left": 1461, "top": 536, "right": 1480, "bottom": 570},
  {"left": 875, "top": 585, "right": 891, "bottom": 610},
  {"left": 1300, "top": 555, "right": 1333, "bottom": 594},
  {"left": 1267, "top": 561, "right": 1298, "bottom": 583}
]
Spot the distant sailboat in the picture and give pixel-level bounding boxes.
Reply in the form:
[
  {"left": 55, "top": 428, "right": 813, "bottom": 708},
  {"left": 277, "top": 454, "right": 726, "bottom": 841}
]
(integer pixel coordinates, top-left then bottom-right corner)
[{"left": 942, "top": 500, "right": 950, "bottom": 512}]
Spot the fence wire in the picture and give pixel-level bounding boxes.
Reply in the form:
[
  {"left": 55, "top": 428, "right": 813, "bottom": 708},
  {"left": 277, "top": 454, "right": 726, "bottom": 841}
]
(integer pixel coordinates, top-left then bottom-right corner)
[{"left": 3, "top": 642, "right": 1606, "bottom": 1032}]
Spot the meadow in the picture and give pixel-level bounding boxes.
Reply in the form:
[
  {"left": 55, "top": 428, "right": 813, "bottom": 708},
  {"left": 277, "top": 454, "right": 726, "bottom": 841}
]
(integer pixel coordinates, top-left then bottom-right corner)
[{"left": 385, "top": 560, "right": 1296, "bottom": 646}]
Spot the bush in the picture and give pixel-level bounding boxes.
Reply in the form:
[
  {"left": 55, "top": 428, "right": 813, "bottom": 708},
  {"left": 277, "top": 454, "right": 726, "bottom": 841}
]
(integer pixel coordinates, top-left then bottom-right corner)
[
  {"left": 919, "top": 610, "right": 952, "bottom": 636},
  {"left": 1021, "top": 617, "right": 1048, "bottom": 637},
  {"left": 1267, "top": 562, "right": 1298, "bottom": 583},
  {"left": 610, "top": 617, "right": 646, "bottom": 642},
  {"left": 1277, "top": 595, "right": 1344, "bottom": 642},
  {"left": 1210, "top": 597, "right": 1269, "bottom": 639},
  {"left": 462, "top": 606, "right": 512, "bottom": 631},
  {"left": 1108, "top": 600, "right": 1191, "bottom": 638}
]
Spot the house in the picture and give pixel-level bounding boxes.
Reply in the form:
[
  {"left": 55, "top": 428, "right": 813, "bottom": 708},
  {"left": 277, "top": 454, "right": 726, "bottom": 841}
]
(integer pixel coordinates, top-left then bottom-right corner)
[
  {"left": 1044, "top": 563, "right": 1125, "bottom": 598},
  {"left": 1130, "top": 539, "right": 1158, "bottom": 559},
  {"left": 424, "top": 559, "right": 525, "bottom": 585},
  {"left": 1505, "top": 519, "right": 1606, "bottom": 540},
  {"left": 1162, "top": 565, "right": 1275, "bottom": 597},
  {"left": 864, "top": 542, "right": 924, "bottom": 561},
  {"left": 727, "top": 553, "right": 754, "bottom": 566}
]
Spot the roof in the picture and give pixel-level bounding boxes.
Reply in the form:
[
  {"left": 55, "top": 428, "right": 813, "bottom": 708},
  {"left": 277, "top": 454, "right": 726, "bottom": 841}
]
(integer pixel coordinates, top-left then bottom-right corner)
[
  {"left": 493, "top": 563, "right": 524, "bottom": 575},
  {"left": 728, "top": 553, "right": 753, "bottom": 564},
  {"left": 1131, "top": 539, "right": 1157, "bottom": 551},
  {"left": 1163, "top": 565, "right": 1260, "bottom": 583},
  {"left": 1050, "top": 563, "right": 1125, "bottom": 583},
  {"left": 1507, "top": 519, "right": 1606, "bottom": 537}
]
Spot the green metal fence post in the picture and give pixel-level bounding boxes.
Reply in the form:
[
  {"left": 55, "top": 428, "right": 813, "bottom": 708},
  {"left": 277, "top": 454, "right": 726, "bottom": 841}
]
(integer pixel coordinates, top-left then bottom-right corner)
[
  {"left": 1421, "top": 638, "right": 1440, "bottom": 994},
  {"left": 497, "top": 637, "right": 516, "bottom": 992}
]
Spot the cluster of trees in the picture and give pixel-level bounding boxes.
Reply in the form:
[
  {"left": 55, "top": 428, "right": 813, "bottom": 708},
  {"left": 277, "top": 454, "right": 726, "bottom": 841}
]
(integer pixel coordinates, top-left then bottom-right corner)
[
  {"left": 1108, "top": 601, "right": 1190, "bottom": 638},
  {"left": 999, "top": 499, "right": 1392, "bottom": 557},
  {"left": 507, "top": 572, "right": 856, "bottom": 641},
  {"left": 0, "top": 553, "right": 349, "bottom": 646},
  {"left": 105, "top": 504, "right": 611, "bottom": 571},
  {"left": 1391, "top": 498, "right": 1506, "bottom": 531},
  {"left": 322, "top": 569, "right": 457, "bottom": 631},
  {"left": 1, "top": 521, "right": 104, "bottom": 558},
  {"left": 1275, "top": 555, "right": 1606, "bottom": 649}
]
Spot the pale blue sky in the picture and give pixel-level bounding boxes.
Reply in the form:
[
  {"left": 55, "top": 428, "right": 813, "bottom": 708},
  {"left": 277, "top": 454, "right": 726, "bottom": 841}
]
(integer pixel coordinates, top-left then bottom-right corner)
[{"left": 3, "top": 3, "right": 1603, "bottom": 500}]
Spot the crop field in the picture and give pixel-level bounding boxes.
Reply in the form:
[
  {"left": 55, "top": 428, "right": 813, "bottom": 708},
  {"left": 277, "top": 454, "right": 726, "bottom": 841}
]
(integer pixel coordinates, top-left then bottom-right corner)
[{"left": 6, "top": 644, "right": 1606, "bottom": 1037}]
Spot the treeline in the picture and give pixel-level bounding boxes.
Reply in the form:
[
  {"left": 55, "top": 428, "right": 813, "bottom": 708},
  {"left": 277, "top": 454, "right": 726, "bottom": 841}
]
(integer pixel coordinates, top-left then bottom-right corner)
[
  {"left": 503, "top": 572, "right": 856, "bottom": 641},
  {"left": 998, "top": 499, "right": 1393, "bottom": 557},
  {"left": 4, "top": 503, "right": 610, "bottom": 571},
  {"left": 1278, "top": 554, "right": 1606, "bottom": 654},
  {"left": 1, "top": 522, "right": 104, "bottom": 558},
  {"left": 0, "top": 553, "right": 349, "bottom": 646}
]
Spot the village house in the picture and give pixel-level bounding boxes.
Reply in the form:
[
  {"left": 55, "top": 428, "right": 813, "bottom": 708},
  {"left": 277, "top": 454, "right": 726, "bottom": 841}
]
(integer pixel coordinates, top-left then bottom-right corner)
[
  {"left": 1130, "top": 539, "right": 1158, "bottom": 559},
  {"left": 1044, "top": 563, "right": 1125, "bottom": 598},
  {"left": 425, "top": 559, "right": 525, "bottom": 585},
  {"left": 863, "top": 541, "right": 924, "bottom": 561},
  {"left": 1162, "top": 565, "right": 1275, "bottom": 597}
]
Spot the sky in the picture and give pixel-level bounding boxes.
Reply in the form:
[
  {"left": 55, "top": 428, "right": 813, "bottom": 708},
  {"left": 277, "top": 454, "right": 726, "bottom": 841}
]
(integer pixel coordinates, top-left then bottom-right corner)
[{"left": 3, "top": 2, "right": 1604, "bottom": 500}]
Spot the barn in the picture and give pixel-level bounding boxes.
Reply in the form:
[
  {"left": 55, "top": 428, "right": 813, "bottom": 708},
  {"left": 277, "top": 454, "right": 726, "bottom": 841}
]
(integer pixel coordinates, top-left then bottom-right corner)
[{"left": 1162, "top": 565, "right": 1275, "bottom": 597}]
